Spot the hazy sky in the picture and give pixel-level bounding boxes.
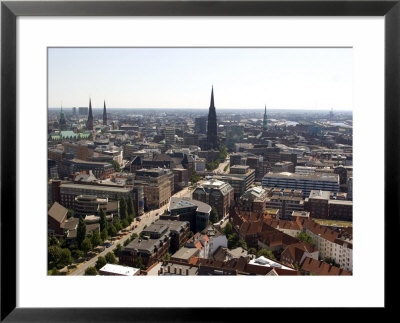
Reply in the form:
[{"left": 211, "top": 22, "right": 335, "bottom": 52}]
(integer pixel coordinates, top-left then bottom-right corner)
[{"left": 48, "top": 47, "right": 352, "bottom": 110}]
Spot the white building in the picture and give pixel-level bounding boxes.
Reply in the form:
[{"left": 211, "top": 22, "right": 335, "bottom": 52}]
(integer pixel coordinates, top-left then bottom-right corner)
[{"left": 99, "top": 263, "right": 140, "bottom": 276}]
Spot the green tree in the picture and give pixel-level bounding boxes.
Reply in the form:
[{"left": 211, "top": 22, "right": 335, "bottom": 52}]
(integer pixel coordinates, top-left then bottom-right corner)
[
  {"left": 121, "top": 218, "right": 129, "bottom": 228},
  {"left": 123, "top": 238, "right": 131, "bottom": 247},
  {"left": 163, "top": 253, "right": 171, "bottom": 261},
  {"left": 81, "top": 238, "right": 92, "bottom": 254},
  {"left": 50, "top": 267, "right": 60, "bottom": 275},
  {"left": 113, "top": 244, "right": 122, "bottom": 257},
  {"left": 95, "top": 256, "right": 107, "bottom": 270},
  {"left": 99, "top": 208, "right": 107, "bottom": 231},
  {"left": 209, "top": 207, "right": 219, "bottom": 224},
  {"left": 223, "top": 164, "right": 229, "bottom": 172},
  {"left": 48, "top": 245, "right": 62, "bottom": 266},
  {"left": 135, "top": 255, "right": 145, "bottom": 270},
  {"left": 223, "top": 221, "right": 233, "bottom": 236},
  {"left": 227, "top": 233, "right": 238, "bottom": 249},
  {"left": 257, "top": 248, "right": 276, "bottom": 260},
  {"left": 108, "top": 224, "right": 117, "bottom": 237},
  {"left": 296, "top": 231, "right": 314, "bottom": 245},
  {"left": 190, "top": 171, "right": 201, "bottom": 184},
  {"left": 111, "top": 160, "right": 121, "bottom": 172},
  {"left": 76, "top": 216, "right": 86, "bottom": 250},
  {"left": 248, "top": 248, "right": 257, "bottom": 255},
  {"left": 119, "top": 198, "right": 128, "bottom": 220},
  {"left": 113, "top": 219, "right": 122, "bottom": 232},
  {"left": 131, "top": 233, "right": 138, "bottom": 240},
  {"left": 72, "top": 249, "right": 84, "bottom": 260},
  {"left": 105, "top": 252, "right": 117, "bottom": 264},
  {"left": 84, "top": 267, "right": 98, "bottom": 276},
  {"left": 48, "top": 236, "right": 60, "bottom": 247},
  {"left": 101, "top": 228, "right": 109, "bottom": 242},
  {"left": 91, "top": 230, "right": 102, "bottom": 248},
  {"left": 127, "top": 196, "right": 135, "bottom": 217},
  {"left": 59, "top": 248, "right": 73, "bottom": 267},
  {"left": 219, "top": 146, "right": 228, "bottom": 159},
  {"left": 237, "top": 239, "right": 248, "bottom": 250},
  {"left": 67, "top": 209, "right": 75, "bottom": 219}
]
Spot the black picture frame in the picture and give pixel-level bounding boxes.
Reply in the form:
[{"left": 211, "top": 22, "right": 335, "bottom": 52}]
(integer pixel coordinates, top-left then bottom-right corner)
[{"left": 1, "top": 0, "right": 397, "bottom": 321}]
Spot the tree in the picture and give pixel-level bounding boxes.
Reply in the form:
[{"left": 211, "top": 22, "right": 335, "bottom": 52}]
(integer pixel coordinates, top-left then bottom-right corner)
[
  {"left": 121, "top": 218, "right": 129, "bottom": 229},
  {"left": 113, "top": 219, "right": 122, "bottom": 232},
  {"left": 50, "top": 267, "right": 60, "bottom": 276},
  {"left": 227, "top": 233, "right": 238, "bottom": 249},
  {"left": 99, "top": 208, "right": 107, "bottom": 231},
  {"left": 108, "top": 224, "right": 117, "bottom": 237},
  {"left": 48, "top": 236, "right": 60, "bottom": 247},
  {"left": 237, "top": 239, "right": 248, "bottom": 250},
  {"left": 91, "top": 230, "right": 102, "bottom": 248},
  {"left": 84, "top": 267, "right": 98, "bottom": 276},
  {"left": 190, "top": 171, "right": 201, "bottom": 184},
  {"left": 163, "top": 253, "right": 171, "bottom": 261},
  {"left": 105, "top": 252, "right": 117, "bottom": 264},
  {"left": 48, "top": 245, "right": 62, "bottom": 266},
  {"left": 296, "top": 231, "right": 314, "bottom": 246},
  {"left": 209, "top": 207, "right": 219, "bottom": 224},
  {"left": 76, "top": 216, "right": 86, "bottom": 250},
  {"left": 223, "top": 221, "right": 233, "bottom": 236},
  {"left": 119, "top": 198, "right": 128, "bottom": 220},
  {"left": 113, "top": 244, "right": 122, "bottom": 257},
  {"left": 72, "top": 249, "right": 84, "bottom": 260},
  {"left": 111, "top": 160, "right": 121, "bottom": 172},
  {"left": 67, "top": 209, "right": 75, "bottom": 219},
  {"left": 127, "top": 196, "right": 135, "bottom": 218},
  {"left": 123, "top": 239, "right": 131, "bottom": 247},
  {"left": 95, "top": 256, "right": 107, "bottom": 270},
  {"left": 81, "top": 238, "right": 92, "bottom": 254},
  {"left": 219, "top": 146, "right": 228, "bottom": 160},
  {"left": 135, "top": 255, "right": 145, "bottom": 270},
  {"left": 248, "top": 248, "right": 257, "bottom": 255},
  {"left": 59, "top": 248, "right": 73, "bottom": 267},
  {"left": 257, "top": 248, "right": 276, "bottom": 260},
  {"left": 130, "top": 233, "right": 138, "bottom": 240},
  {"left": 101, "top": 228, "right": 109, "bottom": 242}
]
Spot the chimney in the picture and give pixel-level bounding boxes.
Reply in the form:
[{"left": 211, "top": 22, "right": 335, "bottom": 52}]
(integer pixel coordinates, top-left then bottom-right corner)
[
  {"left": 160, "top": 267, "right": 163, "bottom": 274},
  {"left": 179, "top": 267, "right": 182, "bottom": 275},
  {"left": 168, "top": 266, "right": 170, "bottom": 273},
  {"left": 174, "top": 267, "right": 177, "bottom": 274},
  {"left": 186, "top": 268, "right": 189, "bottom": 275}
]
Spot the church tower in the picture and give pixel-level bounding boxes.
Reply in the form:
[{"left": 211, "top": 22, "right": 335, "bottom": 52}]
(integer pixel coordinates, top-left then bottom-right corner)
[
  {"left": 263, "top": 104, "right": 268, "bottom": 131},
  {"left": 59, "top": 105, "right": 67, "bottom": 131},
  {"left": 103, "top": 100, "right": 107, "bottom": 125},
  {"left": 87, "top": 98, "right": 94, "bottom": 130},
  {"left": 207, "top": 86, "right": 218, "bottom": 150}
]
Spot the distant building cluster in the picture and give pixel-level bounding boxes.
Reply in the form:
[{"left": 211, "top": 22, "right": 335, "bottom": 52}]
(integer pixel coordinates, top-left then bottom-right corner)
[{"left": 48, "top": 86, "right": 353, "bottom": 276}]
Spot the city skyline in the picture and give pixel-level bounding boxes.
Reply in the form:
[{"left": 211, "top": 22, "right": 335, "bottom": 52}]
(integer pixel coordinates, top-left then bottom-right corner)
[{"left": 48, "top": 48, "right": 353, "bottom": 110}]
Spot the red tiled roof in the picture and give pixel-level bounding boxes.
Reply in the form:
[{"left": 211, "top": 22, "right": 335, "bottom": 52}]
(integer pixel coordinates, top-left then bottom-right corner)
[{"left": 301, "top": 257, "right": 352, "bottom": 276}]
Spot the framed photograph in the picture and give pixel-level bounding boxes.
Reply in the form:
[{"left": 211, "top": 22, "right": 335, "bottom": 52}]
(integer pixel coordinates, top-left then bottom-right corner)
[{"left": 1, "top": 0, "right": 397, "bottom": 320}]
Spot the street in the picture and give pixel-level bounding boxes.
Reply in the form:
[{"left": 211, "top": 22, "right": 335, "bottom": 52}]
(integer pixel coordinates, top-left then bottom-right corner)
[{"left": 67, "top": 186, "right": 192, "bottom": 275}]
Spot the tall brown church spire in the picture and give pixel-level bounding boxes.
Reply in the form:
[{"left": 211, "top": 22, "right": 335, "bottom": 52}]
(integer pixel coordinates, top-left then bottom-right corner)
[
  {"left": 103, "top": 100, "right": 107, "bottom": 125},
  {"left": 87, "top": 98, "right": 93, "bottom": 130},
  {"left": 207, "top": 86, "right": 218, "bottom": 150}
]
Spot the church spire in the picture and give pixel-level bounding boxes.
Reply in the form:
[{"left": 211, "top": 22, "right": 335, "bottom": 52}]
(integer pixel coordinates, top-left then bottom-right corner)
[
  {"left": 263, "top": 104, "right": 268, "bottom": 131},
  {"left": 207, "top": 85, "right": 218, "bottom": 150},
  {"left": 210, "top": 85, "right": 215, "bottom": 110},
  {"left": 87, "top": 98, "right": 93, "bottom": 130},
  {"left": 103, "top": 100, "right": 107, "bottom": 125}
]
